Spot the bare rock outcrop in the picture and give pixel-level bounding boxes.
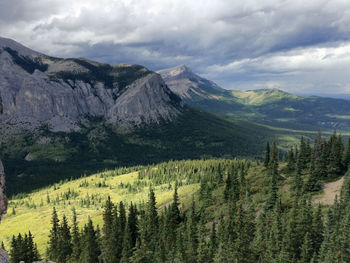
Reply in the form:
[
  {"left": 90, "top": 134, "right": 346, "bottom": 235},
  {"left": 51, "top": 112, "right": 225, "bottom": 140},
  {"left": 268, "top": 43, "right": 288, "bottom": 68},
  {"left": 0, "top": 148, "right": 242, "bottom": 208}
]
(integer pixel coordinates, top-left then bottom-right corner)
[
  {"left": 0, "top": 249, "right": 10, "bottom": 263},
  {"left": 0, "top": 36, "right": 183, "bottom": 132}
]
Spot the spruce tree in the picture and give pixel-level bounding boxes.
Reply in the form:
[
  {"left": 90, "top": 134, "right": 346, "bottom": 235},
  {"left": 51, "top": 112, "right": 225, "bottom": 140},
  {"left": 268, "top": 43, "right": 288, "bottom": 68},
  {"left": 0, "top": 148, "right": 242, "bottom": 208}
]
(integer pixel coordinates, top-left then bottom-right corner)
[
  {"left": 81, "top": 218, "right": 100, "bottom": 263},
  {"left": 47, "top": 207, "right": 60, "bottom": 262},
  {"left": 70, "top": 207, "right": 81, "bottom": 262},
  {"left": 264, "top": 141, "right": 270, "bottom": 168},
  {"left": 299, "top": 232, "right": 313, "bottom": 263},
  {"left": 57, "top": 214, "right": 72, "bottom": 263},
  {"left": 100, "top": 196, "right": 117, "bottom": 263}
]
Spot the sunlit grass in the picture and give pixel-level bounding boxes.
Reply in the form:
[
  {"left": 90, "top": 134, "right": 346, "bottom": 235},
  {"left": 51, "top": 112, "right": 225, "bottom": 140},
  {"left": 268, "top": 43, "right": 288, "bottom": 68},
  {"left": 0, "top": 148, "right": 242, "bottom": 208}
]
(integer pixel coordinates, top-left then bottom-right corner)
[{"left": 0, "top": 170, "right": 199, "bottom": 254}]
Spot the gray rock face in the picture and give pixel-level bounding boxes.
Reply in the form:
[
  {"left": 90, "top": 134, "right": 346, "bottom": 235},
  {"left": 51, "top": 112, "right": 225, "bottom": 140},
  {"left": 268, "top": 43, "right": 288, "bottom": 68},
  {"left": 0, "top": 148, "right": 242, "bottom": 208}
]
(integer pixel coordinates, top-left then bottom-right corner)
[
  {"left": 0, "top": 37, "right": 183, "bottom": 132},
  {"left": 157, "top": 65, "right": 227, "bottom": 100},
  {"left": 0, "top": 249, "right": 10, "bottom": 263}
]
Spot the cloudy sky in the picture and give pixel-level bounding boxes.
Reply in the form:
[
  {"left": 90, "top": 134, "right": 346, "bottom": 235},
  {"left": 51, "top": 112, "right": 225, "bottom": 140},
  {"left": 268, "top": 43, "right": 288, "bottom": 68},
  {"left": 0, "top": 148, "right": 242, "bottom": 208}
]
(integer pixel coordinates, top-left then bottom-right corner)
[{"left": 1, "top": 0, "right": 350, "bottom": 95}]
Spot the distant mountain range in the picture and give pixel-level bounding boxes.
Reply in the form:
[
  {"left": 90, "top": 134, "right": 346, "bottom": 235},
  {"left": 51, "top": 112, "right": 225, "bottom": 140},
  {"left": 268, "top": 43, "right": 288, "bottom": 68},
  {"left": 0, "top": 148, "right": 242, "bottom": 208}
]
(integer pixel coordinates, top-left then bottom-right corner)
[{"left": 158, "top": 65, "right": 350, "bottom": 131}]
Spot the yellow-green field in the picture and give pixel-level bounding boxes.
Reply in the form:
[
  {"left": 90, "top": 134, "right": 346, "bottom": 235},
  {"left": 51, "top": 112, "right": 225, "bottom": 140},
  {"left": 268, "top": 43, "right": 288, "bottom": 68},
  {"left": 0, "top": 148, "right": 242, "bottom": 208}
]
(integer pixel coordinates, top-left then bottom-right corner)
[{"left": 0, "top": 169, "right": 199, "bottom": 255}]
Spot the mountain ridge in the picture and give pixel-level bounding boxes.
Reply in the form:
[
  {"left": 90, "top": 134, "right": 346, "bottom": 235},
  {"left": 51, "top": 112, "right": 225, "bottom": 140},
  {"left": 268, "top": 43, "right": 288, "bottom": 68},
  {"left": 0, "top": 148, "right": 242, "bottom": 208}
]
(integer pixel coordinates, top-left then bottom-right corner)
[
  {"left": 159, "top": 64, "right": 350, "bottom": 131},
  {"left": 0, "top": 37, "right": 183, "bottom": 132}
]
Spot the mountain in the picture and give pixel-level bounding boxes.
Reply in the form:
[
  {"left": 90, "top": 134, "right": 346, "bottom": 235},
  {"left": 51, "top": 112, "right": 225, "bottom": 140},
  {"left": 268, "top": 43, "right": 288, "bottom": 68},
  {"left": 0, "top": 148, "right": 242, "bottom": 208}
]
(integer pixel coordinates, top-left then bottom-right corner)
[
  {"left": 0, "top": 37, "right": 183, "bottom": 132},
  {"left": 1, "top": 38, "right": 295, "bottom": 196},
  {"left": 157, "top": 65, "right": 245, "bottom": 114},
  {"left": 159, "top": 65, "right": 350, "bottom": 131}
]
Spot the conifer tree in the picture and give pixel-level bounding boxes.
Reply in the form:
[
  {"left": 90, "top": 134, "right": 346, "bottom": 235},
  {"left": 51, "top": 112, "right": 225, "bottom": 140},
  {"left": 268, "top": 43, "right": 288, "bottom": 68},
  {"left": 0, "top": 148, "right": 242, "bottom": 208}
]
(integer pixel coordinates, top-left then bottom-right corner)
[
  {"left": 264, "top": 141, "right": 270, "bottom": 167},
  {"left": 57, "top": 214, "right": 72, "bottom": 263},
  {"left": 127, "top": 202, "right": 138, "bottom": 248},
  {"left": 299, "top": 232, "right": 313, "bottom": 263},
  {"left": 209, "top": 223, "right": 218, "bottom": 261},
  {"left": 81, "top": 218, "right": 100, "bottom": 263},
  {"left": 197, "top": 219, "right": 210, "bottom": 263},
  {"left": 101, "top": 196, "right": 117, "bottom": 263},
  {"left": 47, "top": 207, "right": 60, "bottom": 262},
  {"left": 120, "top": 224, "right": 133, "bottom": 263},
  {"left": 70, "top": 207, "right": 81, "bottom": 262},
  {"left": 10, "top": 235, "right": 20, "bottom": 263},
  {"left": 343, "top": 137, "right": 350, "bottom": 169},
  {"left": 304, "top": 157, "right": 321, "bottom": 192}
]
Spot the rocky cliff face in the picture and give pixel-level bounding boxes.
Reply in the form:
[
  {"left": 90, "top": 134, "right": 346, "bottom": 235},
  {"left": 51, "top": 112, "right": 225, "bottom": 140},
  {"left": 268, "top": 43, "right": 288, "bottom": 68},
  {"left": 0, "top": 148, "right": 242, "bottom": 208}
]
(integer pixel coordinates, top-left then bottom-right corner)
[{"left": 0, "top": 37, "right": 183, "bottom": 132}]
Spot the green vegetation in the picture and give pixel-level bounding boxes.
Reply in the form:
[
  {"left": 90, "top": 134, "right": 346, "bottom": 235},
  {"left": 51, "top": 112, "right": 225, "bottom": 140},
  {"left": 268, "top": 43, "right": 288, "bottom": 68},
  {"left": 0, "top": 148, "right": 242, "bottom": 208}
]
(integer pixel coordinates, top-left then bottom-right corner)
[
  {"left": 184, "top": 87, "right": 350, "bottom": 131},
  {"left": 3, "top": 132, "right": 350, "bottom": 262},
  {"left": 51, "top": 59, "right": 151, "bottom": 90},
  {"left": 1, "top": 107, "right": 309, "bottom": 196},
  {"left": 4, "top": 47, "right": 48, "bottom": 74},
  {"left": 2, "top": 136, "right": 350, "bottom": 262}
]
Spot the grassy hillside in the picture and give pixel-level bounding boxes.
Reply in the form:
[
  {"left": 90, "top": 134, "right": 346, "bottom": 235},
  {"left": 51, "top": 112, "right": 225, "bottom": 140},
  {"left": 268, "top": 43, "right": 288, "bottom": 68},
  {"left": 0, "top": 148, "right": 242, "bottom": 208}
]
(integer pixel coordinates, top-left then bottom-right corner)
[
  {"left": 0, "top": 159, "right": 277, "bottom": 256},
  {"left": 0, "top": 164, "right": 200, "bottom": 254}
]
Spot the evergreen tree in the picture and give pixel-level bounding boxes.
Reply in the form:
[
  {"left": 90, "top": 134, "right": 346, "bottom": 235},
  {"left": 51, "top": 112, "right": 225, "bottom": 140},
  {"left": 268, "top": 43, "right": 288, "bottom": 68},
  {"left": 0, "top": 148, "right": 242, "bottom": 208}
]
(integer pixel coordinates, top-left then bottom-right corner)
[
  {"left": 304, "top": 157, "right": 321, "bottom": 192},
  {"left": 57, "top": 214, "right": 72, "bottom": 263},
  {"left": 47, "top": 207, "right": 60, "bottom": 262},
  {"left": 197, "top": 219, "right": 210, "bottom": 263},
  {"left": 264, "top": 161, "right": 279, "bottom": 212},
  {"left": 70, "top": 207, "right": 81, "bottom": 262},
  {"left": 100, "top": 196, "right": 117, "bottom": 263},
  {"left": 299, "top": 232, "right": 313, "bottom": 263},
  {"left": 81, "top": 218, "right": 100, "bottom": 263},
  {"left": 127, "top": 202, "right": 138, "bottom": 248},
  {"left": 264, "top": 142, "right": 270, "bottom": 167},
  {"left": 343, "top": 137, "right": 350, "bottom": 169}
]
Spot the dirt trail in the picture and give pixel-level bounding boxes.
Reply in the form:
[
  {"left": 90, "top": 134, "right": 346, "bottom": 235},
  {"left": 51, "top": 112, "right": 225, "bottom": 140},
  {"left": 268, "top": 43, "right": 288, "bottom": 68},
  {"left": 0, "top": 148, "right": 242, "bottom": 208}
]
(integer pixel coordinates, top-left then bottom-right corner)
[{"left": 314, "top": 177, "right": 344, "bottom": 205}]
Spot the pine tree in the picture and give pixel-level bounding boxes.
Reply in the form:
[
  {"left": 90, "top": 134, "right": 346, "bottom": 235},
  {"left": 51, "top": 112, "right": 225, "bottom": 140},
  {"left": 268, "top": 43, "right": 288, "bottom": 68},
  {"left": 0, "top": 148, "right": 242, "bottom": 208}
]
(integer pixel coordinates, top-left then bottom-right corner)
[
  {"left": 100, "top": 196, "right": 117, "bottom": 263},
  {"left": 70, "top": 207, "right": 81, "bottom": 262},
  {"left": 10, "top": 235, "right": 20, "bottom": 263},
  {"left": 209, "top": 223, "right": 218, "bottom": 261},
  {"left": 233, "top": 195, "right": 255, "bottom": 263},
  {"left": 197, "top": 219, "right": 210, "bottom": 263},
  {"left": 57, "top": 214, "right": 72, "bottom": 263},
  {"left": 186, "top": 199, "right": 198, "bottom": 263},
  {"left": 127, "top": 202, "right": 138, "bottom": 248},
  {"left": 120, "top": 224, "right": 133, "bottom": 263},
  {"left": 343, "top": 138, "right": 350, "bottom": 170},
  {"left": 287, "top": 146, "right": 296, "bottom": 171},
  {"left": 27, "top": 232, "right": 40, "bottom": 262},
  {"left": 264, "top": 161, "right": 279, "bottom": 212},
  {"left": 47, "top": 207, "right": 60, "bottom": 262},
  {"left": 311, "top": 204, "right": 324, "bottom": 255},
  {"left": 304, "top": 157, "right": 321, "bottom": 192},
  {"left": 81, "top": 218, "right": 100, "bottom": 263},
  {"left": 299, "top": 232, "right": 313, "bottom": 263},
  {"left": 264, "top": 141, "right": 270, "bottom": 168}
]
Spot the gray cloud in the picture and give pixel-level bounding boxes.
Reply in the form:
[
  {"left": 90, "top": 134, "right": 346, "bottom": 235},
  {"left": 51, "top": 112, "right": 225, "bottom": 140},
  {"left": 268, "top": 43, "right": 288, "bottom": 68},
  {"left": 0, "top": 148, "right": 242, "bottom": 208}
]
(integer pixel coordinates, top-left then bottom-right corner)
[{"left": 0, "top": 0, "right": 349, "bottom": 94}]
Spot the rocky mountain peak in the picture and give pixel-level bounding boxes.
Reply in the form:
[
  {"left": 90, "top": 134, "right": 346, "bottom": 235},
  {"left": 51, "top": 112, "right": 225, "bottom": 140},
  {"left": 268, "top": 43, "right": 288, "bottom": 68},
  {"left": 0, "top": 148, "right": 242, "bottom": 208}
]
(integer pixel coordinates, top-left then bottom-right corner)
[
  {"left": 157, "top": 64, "right": 195, "bottom": 82},
  {"left": 157, "top": 65, "right": 227, "bottom": 100},
  {"left": 0, "top": 36, "right": 41, "bottom": 57},
  {"left": 0, "top": 37, "right": 183, "bottom": 132}
]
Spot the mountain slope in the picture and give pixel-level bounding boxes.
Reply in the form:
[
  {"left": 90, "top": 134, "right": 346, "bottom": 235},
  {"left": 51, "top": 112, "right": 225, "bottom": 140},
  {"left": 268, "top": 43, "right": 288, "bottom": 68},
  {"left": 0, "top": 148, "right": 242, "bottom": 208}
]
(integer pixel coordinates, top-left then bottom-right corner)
[
  {"left": 0, "top": 37, "right": 183, "bottom": 132},
  {"left": 159, "top": 65, "right": 350, "bottom": 131}
]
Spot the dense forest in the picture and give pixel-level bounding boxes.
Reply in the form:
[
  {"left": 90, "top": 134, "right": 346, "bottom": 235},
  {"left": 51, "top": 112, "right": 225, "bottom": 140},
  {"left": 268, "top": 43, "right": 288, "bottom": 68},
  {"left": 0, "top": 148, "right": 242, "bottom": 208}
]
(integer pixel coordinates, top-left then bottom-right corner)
[{"left": 7, "top": 131, "right": 350, "bottom": 263}]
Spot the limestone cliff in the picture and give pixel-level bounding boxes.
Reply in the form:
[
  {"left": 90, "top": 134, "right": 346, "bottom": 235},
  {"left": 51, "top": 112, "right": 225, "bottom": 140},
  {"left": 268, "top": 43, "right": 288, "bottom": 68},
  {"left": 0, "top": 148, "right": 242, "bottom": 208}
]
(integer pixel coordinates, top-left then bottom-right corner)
[{"left": 0, "top": 37, "right": 183, "bottom": 132}]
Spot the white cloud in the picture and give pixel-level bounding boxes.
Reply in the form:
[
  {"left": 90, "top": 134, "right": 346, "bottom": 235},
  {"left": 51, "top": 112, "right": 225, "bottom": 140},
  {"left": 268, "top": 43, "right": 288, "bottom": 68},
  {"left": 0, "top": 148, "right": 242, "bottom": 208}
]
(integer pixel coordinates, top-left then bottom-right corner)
[{"left": 0, "top": 0, "right": 350, "bottom": 94}]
